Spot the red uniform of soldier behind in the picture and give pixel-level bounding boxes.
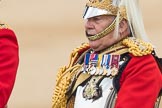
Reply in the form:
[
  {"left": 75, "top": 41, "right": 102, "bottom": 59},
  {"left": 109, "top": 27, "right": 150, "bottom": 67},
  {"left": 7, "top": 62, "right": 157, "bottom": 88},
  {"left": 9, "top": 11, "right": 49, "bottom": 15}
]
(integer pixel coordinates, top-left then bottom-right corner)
[{"left": 0, "top": 24, "right": 19, "bottom": 108}]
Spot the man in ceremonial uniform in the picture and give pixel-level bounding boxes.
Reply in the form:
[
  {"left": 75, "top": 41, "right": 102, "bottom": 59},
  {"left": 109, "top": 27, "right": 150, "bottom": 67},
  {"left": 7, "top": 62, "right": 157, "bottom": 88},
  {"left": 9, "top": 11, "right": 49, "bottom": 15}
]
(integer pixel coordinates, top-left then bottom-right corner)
[
  {"left": 0, "top": 22, "right": 19, "bottom": 108},
  {"left": 52, "top": 0, "right": 162, "bottom": 108}
]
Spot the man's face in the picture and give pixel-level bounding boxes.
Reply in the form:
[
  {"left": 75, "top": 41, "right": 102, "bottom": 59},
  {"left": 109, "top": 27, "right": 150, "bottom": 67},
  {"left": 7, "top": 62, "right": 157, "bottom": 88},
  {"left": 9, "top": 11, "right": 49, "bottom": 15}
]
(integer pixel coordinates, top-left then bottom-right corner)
[{"left": 84, "top": 15, "right": 120, "bottom": 52}]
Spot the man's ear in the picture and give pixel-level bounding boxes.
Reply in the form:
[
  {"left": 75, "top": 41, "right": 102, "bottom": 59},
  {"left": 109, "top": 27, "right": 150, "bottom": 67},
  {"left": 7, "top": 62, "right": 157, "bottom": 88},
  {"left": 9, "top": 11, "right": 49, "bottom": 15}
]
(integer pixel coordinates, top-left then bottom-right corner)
[{"left": 119, "top": 19, "right": 128, "bottom": 34}]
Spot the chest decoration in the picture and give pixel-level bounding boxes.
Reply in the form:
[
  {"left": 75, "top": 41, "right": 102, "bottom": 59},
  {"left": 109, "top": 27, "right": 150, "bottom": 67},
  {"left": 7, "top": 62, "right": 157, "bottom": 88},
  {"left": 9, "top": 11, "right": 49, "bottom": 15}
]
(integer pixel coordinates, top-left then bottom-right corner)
[
  {"left": 82, "top": 76, "right": 103, "bottom": 101},
  {"left": 81, "top": 53, "right": 120, "bottom": 77}
]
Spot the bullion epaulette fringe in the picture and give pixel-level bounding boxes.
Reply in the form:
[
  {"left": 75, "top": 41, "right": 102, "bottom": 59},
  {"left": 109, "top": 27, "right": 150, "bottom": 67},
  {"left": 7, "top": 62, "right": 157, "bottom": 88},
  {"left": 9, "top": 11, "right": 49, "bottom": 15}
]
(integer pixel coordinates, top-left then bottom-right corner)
[
  {"left": 122, "top": 37, "right": 153, "bottom": 56},
  {"left": 52, "top": 43, "right": 90, "bottom": 108}
]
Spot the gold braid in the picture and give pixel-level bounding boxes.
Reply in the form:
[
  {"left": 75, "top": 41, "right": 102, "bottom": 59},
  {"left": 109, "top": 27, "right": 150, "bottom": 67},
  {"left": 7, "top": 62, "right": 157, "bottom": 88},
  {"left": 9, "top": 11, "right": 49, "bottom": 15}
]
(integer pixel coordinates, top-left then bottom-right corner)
[
  {"left": 52, "top": 43, "right": 90, "bottom": 108},
  {"left": 122, "top": 37, "right": 153, "bottom": 56}
]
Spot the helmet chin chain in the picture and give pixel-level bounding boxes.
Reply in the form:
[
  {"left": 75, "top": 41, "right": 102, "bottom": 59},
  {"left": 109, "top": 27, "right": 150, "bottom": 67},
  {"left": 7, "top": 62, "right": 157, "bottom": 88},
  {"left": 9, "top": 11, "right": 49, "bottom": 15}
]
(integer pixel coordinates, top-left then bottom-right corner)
[{"left": 87, "top": 18, "right": 117, "bottom": 41}]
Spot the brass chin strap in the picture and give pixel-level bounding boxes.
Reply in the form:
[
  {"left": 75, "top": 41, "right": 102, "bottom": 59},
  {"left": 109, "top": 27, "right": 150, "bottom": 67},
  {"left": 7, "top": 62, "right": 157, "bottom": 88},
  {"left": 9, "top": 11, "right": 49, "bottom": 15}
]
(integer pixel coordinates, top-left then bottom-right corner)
[{"left": 87, "top": 17, "right": 117, "bottom": 41}]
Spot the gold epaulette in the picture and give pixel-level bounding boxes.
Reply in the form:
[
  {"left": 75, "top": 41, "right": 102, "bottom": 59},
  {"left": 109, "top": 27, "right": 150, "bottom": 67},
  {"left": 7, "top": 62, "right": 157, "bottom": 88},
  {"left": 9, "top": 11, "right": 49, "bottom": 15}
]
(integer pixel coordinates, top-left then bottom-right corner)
[
  {"left": 52, "top": 43, "right": 90, "bottom": 108},
  {"left": 122, "top": 37, "right": 153, "bottom": 56},
  {"left": 0, "top": 21, "right": 10, "bottom": 29}
]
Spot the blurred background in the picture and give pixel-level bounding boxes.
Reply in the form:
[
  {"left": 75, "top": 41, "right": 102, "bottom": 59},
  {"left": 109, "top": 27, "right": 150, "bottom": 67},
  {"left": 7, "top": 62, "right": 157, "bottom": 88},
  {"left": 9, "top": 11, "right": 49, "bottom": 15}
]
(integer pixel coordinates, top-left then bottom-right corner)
[{"left": 0, "top": 0, "right": 161, "bottom": 108}]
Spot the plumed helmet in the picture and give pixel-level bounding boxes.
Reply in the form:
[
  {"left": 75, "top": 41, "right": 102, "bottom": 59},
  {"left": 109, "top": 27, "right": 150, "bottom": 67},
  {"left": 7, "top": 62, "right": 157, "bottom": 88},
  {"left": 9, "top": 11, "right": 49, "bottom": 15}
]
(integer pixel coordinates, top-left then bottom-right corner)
[{"left": 83, "top": 0, "right": 150, "bottom": 42}]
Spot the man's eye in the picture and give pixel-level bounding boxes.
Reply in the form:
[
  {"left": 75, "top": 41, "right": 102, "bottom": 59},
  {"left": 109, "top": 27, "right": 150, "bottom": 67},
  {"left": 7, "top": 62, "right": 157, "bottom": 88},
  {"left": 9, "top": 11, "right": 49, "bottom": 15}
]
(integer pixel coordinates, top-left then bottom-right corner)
[{"left": 94, "top": 17, "right": 101, "bottom": 21}]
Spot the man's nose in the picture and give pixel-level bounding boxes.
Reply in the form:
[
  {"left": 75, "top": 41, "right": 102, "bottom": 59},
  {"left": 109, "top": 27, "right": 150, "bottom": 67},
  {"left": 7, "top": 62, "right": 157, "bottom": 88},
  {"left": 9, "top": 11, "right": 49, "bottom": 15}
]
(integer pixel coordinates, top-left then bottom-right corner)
[{"left": 85, "top": 19, "right": 94, "bottom": 29}]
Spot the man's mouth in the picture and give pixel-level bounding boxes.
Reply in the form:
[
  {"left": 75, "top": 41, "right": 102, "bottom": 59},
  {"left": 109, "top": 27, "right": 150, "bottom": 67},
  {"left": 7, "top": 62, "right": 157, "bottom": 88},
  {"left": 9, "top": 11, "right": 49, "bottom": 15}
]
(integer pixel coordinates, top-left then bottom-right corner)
[{"left": 85, "top": 31, "right": 95, "bottom": 37}]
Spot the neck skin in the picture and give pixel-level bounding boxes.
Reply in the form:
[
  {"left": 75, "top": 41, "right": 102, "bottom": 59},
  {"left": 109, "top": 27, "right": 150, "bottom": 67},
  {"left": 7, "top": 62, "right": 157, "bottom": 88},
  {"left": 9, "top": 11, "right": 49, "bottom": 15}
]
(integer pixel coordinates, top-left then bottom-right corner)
[{"left": 94, "top": 37, "right": 127, "bottom": 54}]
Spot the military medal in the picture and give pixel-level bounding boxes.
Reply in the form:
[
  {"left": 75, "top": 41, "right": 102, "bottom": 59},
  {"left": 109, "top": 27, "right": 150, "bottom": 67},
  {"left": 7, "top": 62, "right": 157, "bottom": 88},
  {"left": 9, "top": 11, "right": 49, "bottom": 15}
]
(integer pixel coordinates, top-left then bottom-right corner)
[
  {"left": 95, "top": 54, "right": 102, "bottom": 75},
  {"left": 82, "top": 52, "right": 120, "bottom": 77},
  {"left": 85, "top": 53, "right": 98, "bottom": 75},
  {"left": 83, "top": 53, "right": 90, "bottom": 73},
  {"left": 90, "top": 53, "right": 98, "bottom": 75},
  {"left": 106, "top": 67, "right": 111, "bottom": 76},
  {"left": 110, "top": 55, "right": 120, "bottom": 76},
  {"left": 89, "top": 65, "right": 97, "bottom": 75},
  {"left": 101, "top": 54, "right": 111, "bottom": 76},
  {"left": 90, "top": 53, "right": 98, "bottom": 64}
]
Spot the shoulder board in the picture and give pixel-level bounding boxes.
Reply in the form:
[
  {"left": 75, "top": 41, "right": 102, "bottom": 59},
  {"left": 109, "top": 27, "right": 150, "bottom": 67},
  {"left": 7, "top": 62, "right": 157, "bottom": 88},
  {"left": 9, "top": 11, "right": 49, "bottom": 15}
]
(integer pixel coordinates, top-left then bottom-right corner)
[{"left": 122, "top": 37, "right": 153, "bottom": 56}]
